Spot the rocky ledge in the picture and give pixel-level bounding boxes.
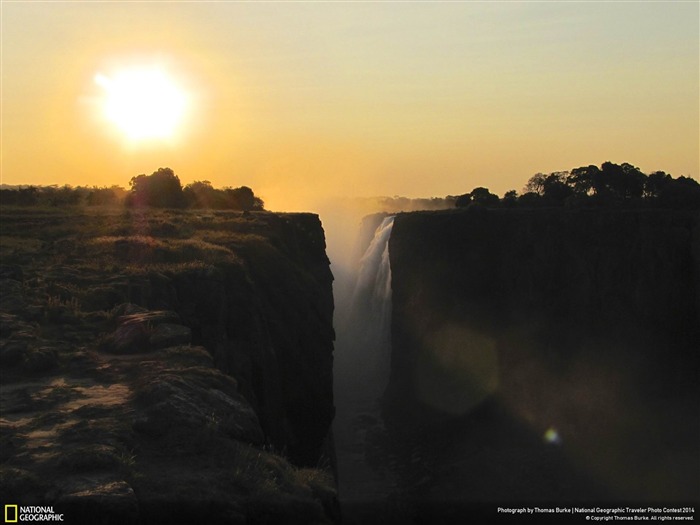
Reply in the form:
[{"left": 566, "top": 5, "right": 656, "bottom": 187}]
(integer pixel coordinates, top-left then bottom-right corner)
[{"left": 0, "top": 208, "right": 338, "bottom": 524}]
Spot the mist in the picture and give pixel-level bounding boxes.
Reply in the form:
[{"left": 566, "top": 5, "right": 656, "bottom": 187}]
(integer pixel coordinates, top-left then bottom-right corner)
[
  {"left": 306, "top": 194, "right": 457, "bottom": 521},
  {"left": 309, "top": 194, "right": 455, "bottom": 355}
]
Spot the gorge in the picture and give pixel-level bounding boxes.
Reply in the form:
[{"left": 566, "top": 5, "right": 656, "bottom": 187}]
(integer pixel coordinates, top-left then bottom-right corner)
[{"left": 1, "top": 204, "right": 698, "bottom": 524}]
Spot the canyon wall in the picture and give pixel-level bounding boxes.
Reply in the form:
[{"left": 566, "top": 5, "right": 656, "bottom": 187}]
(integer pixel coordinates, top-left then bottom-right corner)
[
  {"left": 135, "top": 213, "right": 336, "bottom": 467},
  {"left": 385, "top": 208, "right": 699, "bottom": 500},
  {"left": 0, "top": 208, "right": 338, "bottom": 523}
]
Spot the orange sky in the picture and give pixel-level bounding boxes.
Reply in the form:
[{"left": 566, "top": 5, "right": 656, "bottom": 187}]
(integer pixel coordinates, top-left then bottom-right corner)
[{"left": 2, "top": 2, "right": 698, "bottom": 211}]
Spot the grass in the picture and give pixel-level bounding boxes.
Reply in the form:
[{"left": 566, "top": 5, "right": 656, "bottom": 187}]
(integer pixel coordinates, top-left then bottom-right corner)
[
  {"left": 88, "top": 235, "right": 238, "bottom": 265},
  {"left": 117, "top": 448, "right": 140, "bottom": 480},
  {"left": 230, "top": 441, "right": 317, "bottom": 497},
  {"left": 45, "top": 294, "right": 82, "bottom": 321},
  {"left": 0, "top": 236, "right": 43, "bottom": 257},
  {"left": 0, "top": 207, "right": 261, "bottom": 273}
]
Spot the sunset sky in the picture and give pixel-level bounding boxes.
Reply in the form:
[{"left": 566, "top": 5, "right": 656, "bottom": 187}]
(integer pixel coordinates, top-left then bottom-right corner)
[{"left": 2, "top": 1, "right": 698, "bottom": 211}]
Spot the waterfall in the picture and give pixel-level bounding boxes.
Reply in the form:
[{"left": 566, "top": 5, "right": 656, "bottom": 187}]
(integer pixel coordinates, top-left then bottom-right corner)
[
  {"left": 350, "top": 215, "right": 395, "bottom": 388},
  {"left": 333, "top": 214, "right": 399, "bottom": 513}
]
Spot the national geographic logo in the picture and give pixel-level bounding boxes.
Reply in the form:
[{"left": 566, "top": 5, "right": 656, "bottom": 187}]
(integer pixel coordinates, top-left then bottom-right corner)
[
  {"left": 3, "top": 505, "right": 64, "bottom": 522},
  {"left": 4, "top": 505, "right": 17, "bottom": 523}
]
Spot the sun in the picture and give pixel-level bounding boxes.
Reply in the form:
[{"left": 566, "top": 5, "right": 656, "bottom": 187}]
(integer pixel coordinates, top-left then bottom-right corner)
[{"left": 94, "top": 66, "right": 188, "bottom": 142}]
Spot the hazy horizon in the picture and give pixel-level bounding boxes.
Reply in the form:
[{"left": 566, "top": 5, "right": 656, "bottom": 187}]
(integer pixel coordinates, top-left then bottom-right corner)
[{"left": 2, "top": 1, "right": 698, "bottom": 211}]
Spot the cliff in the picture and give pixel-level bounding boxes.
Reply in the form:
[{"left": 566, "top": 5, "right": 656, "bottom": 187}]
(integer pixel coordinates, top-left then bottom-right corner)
[
  {"left": 129, "top": 213, "right": 336, "bottom": 467},
  {"left": 0, "top": 208, "right": 338, "bottom": 523},
  {"left": 385, "top": 208, "right": 699, "bottom": 501}
]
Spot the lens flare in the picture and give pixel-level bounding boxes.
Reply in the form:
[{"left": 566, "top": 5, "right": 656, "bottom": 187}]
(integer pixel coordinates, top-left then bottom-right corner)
[
  {"left": 544, "top": 427, "right": 562, "bottom": 445},
  {"left": 415, "top": 324, "right": 499, "bottom": 415}
]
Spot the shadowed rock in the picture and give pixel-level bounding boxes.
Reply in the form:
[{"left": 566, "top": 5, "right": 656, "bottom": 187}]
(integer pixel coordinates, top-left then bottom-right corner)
[
  {"left": 101, "top": 310, "right": 191, "bottom": 354},
  {"left": 133, "top": 367, "right": 264, "bottom": 444},
  {"left": 56, "top": 475, "right": 139, "bottom": 524}
]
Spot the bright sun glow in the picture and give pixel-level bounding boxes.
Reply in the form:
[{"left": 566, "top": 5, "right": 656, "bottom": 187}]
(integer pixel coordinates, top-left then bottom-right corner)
[{"left": 95, "top": 67, "right": 188, "bottom": 142}]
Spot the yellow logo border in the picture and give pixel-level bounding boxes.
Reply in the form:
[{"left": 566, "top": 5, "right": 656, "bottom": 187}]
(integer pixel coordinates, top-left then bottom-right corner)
[{"left": 4, "top": 504, "right": 18, "bottom": 523}]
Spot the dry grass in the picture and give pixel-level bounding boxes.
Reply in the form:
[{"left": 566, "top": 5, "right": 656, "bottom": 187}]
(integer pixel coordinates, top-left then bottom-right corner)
[
  {"left": 0, "top": 236, "right": 43, "bottom": 257},
  {"left": 0, "top": 207, "right": 257, "bottom": 273}
]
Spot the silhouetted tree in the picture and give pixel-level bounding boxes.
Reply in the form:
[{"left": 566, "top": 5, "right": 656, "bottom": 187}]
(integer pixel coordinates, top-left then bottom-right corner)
[
  {"left": 455, "top": 187, "right": 500, "bottom": 208},
  {"left": 125, "top": 168, "right": 185, "bottom": 208},
  {"left": 469, "top": 187, "right": 500, "bottom": 207},
  {"left": 45, "top": 185, "right": 84, "bottom": 207},
  {"left": 87, "top": 186, "right": 127, "bottom": 206},
  {"left": 524, "top": 172, "right": 573, "bottom": 206},
  {"left": 525, "top": 173, "right": 547, "bottom": 195},
  {"left": 657, "top": 176, "right": 700, "bottom": 209},
  {"left": 1, "top": 186, "right": 39, "bottom": 206},
  {"left": 542, "top": 172, "right": 574, "bottom": 205},
  {"left": 645, "top": 171, "right": 672, "bottom": 199},
  {"left": 502, "top": 190, "right": 518, "bottom": 208},
  {"left": 619, "top": 163, "right": 646, "bottom": 200},
  {"left": 454, "top": 193, "right": 471, "bottom": 208},
  {"left": 568, "top": 165, "right": 602, "bottom": 196},
  {"left": 517, "top": 191, "right": 543, "bottom": 208},
  {"left": 599, "top": 161, "right": 645, "bottom": 201},
  {"left": 184, "top": 180, "right": 218, "bottom": 209},
  {"left": 224, "top": 186, "right": 264, "bottom": 211},
  {"left": 527, "top": 161, "right": 698, "bottom": 208}
]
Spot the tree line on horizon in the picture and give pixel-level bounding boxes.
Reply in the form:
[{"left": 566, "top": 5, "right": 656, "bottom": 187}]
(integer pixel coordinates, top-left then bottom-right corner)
[
  {"left": 0, "top": 168, "right": 265, "bottom": 211},
  {"left": 1, "top": 161, "right": 698, "bottom": 211},
  {"left": 454, "top": 161, "right": 700, "bottom": 210}
]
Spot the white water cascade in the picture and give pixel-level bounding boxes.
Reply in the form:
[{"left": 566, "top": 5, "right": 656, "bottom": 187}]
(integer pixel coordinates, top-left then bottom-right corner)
[
  {"left": 350, "top": 215, "right": 395, "bottom": 391},
  {"left": 333, "top": 214, "right": 398, "bottom": 516}
]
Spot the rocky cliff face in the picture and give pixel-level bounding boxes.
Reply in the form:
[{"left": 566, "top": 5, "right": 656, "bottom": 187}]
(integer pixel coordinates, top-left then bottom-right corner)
[
  {"left": 385, "top": 208, "right": 699, "bottom": 501},
  {"left": 128, "top": 213, "right": 336, "bottom": 467},
  {"left": 0, "top": 208, "right": 338, "bottom": 523}
]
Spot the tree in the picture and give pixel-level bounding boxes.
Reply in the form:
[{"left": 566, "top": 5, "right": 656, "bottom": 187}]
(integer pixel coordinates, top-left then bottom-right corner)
[
  {"left": 525, "top": 173, "right": 548, "bottom": 195},
  {"left": 569, "top": 165, "right": 602, "bottom": 196},
  {"left": 126, "top": 167, "right": 185, "bottom": 208},
  {"left": 645, "top": 171, "right": 672, "bottom": 199},
  {"left": 619, "top": 163, "right": 646, "bottom": 200},
  {"left": 455, "top": 187, "right": 499, "bottom": 208},
  {"left": 87, "top": 187, "right": 118, "bottom": 206},
  {"left": 469, "top": 187, "right": 500, "bottom": 207},
  {"left": 0, "top": 186, "right": 38, "bottom": 206},
  {"left": 600, "top": 161, "right": 645, "bottom": 200},
  {"left": 454, "top": 193, "right": 471, "bottom": 208},
  {"left": 184, "top": 180, "right": 218, "bottom": 209},
  {"left": 524, "top": 172, "right": 573, "bottom": 206},
  {"left": 541, "top": 172, "right": 573, "bottom": 205},
  {"left": 657, "top": 176, "right": 700, "bottom": 209},
  {"left": 502, "top": 190, "right": 518, "bottom": 208},
  {"left": 46, "top": 185, "right": 83, "bottom": 207},
  {"left": 517, "top": 191, "right": 543, "bottom": 208},
  {"left": 224, "top": 186, "right": 264, "bottom": 211}
]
